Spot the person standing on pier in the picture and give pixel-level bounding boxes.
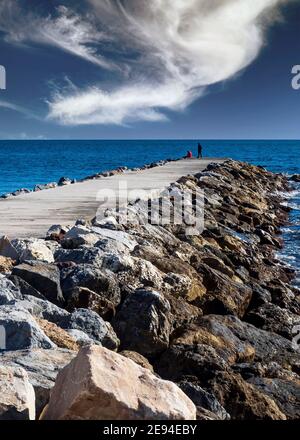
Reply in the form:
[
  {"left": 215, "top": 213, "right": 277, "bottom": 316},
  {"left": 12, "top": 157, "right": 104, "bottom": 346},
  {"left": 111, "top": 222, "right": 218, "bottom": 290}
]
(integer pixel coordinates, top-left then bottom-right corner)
[{"left": 197, "top": 143, "right": 203, "bottom": 159}]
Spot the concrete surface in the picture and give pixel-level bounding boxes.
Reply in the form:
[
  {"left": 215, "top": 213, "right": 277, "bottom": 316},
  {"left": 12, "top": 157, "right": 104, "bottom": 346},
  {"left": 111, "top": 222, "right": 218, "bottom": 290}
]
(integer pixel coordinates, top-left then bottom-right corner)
[{"left": 0, "top": 158, "right": 225, "bottom": 238}]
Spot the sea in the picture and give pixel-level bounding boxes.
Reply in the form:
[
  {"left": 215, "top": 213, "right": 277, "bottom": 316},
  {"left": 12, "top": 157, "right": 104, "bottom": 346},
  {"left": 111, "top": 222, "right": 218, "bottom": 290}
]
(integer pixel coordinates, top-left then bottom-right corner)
[{"left": 0, "top": 139, "right": 299, "bottom": 284}]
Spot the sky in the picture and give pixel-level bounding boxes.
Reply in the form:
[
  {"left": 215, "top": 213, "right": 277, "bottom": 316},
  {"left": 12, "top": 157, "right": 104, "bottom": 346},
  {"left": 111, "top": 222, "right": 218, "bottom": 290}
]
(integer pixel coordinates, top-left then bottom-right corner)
[{"left": 0, "top": 0, "right": 299, "bottom": 140}]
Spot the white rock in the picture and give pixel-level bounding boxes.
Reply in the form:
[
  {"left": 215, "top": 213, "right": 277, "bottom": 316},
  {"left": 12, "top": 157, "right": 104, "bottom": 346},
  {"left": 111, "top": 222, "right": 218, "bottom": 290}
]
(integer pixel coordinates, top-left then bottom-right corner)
[
  {"left": 0, "top": 365, "right": 35, "bottom": 420},
  {"left": 11, "top": 238, "right": 54, "bottom": 263}
]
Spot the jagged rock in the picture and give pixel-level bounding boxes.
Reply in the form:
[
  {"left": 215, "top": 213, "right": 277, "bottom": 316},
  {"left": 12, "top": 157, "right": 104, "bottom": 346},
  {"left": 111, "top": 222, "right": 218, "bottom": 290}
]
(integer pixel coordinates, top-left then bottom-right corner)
[
  {"left": 247, "top": 376, "right": 300, "bottom": 419},
  {"left": 58, "top": 177, "right": 72, "bottom": 186},
  {"left": 92, "top": 227, "right": 138, "bottom": 251},
  {"left": 41, "top": 345, "right": 196, "bottom": 420},
  {"left": 61, "top": 308, "right": 119, "bottom": 350},
  {"left": 64, "top": 286, "right": 115, "bottom": 320},
  {"left": 290, "top": 174, "right": 300, "bottom": 182},
  {"left": 8, "top": 275, "right": 46, "bottom": 300},
  {"left": 179, "top": 381, "right": 230, "bottom": 420},
  {"left": 9, "top": 296, "right": 69, "bottom": 326},
  {"left": 245, "top": 303, "right": 300, "bottom": 339},
  {"left": 207, "top": 371, "right": 286, "bottom": 420},
  {"left": 120, "top": 351, "right": 154, "bottom": 373},
  {"left": 196, "top": 263, "right": 252, "bottom": 317},
  {"left": 0, "top": 348, "right": 76, "bottom": 417},
  {"left": 157, "top": 343, "right": 228, "bottom": 382},
  {"left": 202, "top": 315, "right": 298, "bottom": 368},
  {"left": 55, "top": 247, "right": 104, "bottom": 266},
  {"left": 46, "top": 224, "right": 67, "bottom": 241},
  {"left": 12, "top": 261, "right": 63, "bottom": 305},
  {"left": 60, "top": 226, "right": 100, "bottom": 248},
  {"left": 61, "top": 265, "right": 120, "bottom": 306},
  {"left": 0, "top": 365, "right": 35, "bottom": 420},
  {"left": 0, "top": 305, "right": 56, "bottom": 350},
  {"left": 0, "top": 275, "right": 22, "bottom": 305},
  {"left": 0, "top": 256, "right": 15, "bottom": 273},
  {"left": 11, "top": 238, "right": 54, "bottom": 263},
  {"left": 65, "top": 329, "right": 96, "bottom": 346},
  {"left": 35, "top": 318, "right": 79, "bottom": 351},
  {"left": 34, "top": 182, "right": 57, "bottom": 191},
  {"left": 0, "top": 236, "right": 19, "bottom": 260},
  {"left": 113, "top": 289, "right": 171, "bottom": 357}
]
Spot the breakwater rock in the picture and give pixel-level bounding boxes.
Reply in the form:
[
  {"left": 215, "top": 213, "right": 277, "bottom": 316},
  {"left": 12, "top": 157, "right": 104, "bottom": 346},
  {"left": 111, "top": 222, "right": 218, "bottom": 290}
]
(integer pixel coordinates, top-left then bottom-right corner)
[{"left": 0, "top": 160, "right": 299, "bottom": 420}]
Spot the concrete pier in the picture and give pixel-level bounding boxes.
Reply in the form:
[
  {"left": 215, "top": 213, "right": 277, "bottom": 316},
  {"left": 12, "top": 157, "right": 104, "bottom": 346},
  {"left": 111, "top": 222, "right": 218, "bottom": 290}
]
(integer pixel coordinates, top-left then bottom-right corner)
[{"left": 0, "top": 158, "right": 225, "bottom": 238}]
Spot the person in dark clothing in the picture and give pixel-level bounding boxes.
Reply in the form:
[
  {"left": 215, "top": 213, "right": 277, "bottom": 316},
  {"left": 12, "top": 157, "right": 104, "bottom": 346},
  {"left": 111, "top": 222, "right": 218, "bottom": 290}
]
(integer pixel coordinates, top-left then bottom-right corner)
[{"left": 197, "top": 143, "right": 203, "bottom": 159}]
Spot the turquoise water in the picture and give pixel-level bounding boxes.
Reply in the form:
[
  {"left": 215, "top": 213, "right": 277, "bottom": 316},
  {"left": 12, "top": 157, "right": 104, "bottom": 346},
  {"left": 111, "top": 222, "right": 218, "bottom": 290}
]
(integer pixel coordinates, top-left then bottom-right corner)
[{"left": 0, "top": 139, "right": 299, "bottom": 280}]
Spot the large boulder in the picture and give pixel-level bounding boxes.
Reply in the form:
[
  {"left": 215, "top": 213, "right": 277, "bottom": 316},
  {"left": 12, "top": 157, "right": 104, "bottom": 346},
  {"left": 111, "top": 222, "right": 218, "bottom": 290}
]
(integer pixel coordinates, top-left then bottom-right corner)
[
  {"left": 0, "top": 305, "right": 56, "bottom": 350},
  {"left": 11, "top": 238, "right": 54, "bottom": 263},
  {"left": 0, "top": 365, "right": 35, "bottom": 420},
  {"left": 41, "top": 345, "right": 196, "bottom": 420},
  {"left": 8, "top": 274, "right": 46, "bottom": 300},
  {"left": 248, "top": 376, "right": 300, "bottom": 420},
  {"left": 179, "top": 381, "right": 230, "bottom": 420},
  {"left": 208, "top": 371, "right": 286, "bottom": 420},
  {"left": 61, "top": 265, "right": 121, "bottom": 307},
  {"left": 61, "top": 308, "right": 119, "bottom": 350},
  {"left": 54, "top": 247, "right": 104, "bottom": 267},
  {"left": 12, "top": 261, "right": 63, "bottom": 305},
  {"left": 0, "top": 348, "right": 76, "bottom": 417},
  {"left": 0, "top": 275, "right": 22, "bottom": 305},
  {"left": 113, "top": 289, "right": 171, "bottom": 357},
  {"left": 64, "top": 286, "right": 115, "bottom": 320}
]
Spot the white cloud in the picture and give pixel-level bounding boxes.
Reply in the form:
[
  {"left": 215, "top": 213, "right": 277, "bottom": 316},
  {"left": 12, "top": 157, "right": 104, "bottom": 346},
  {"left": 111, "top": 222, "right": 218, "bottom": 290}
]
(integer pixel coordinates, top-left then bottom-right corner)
[
  {"left": 0, "top": 0, "right": 290, "bottom": 126},
  {"left": 48, "top": 0, "right": 289, "bottom": 126},
  {"left": 0, "top": 2, "right": 114, "bottom": 69}
]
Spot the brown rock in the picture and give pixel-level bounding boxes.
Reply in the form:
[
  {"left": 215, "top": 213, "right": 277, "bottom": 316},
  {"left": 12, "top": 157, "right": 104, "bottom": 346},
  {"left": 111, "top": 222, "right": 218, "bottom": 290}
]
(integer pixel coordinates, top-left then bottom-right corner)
[
  {"left": 0, "top": 256, "right": 15, "bottom": 273},
  {"left": 41, "top": 345, "right": 196, "bottom": 420},
  {"left": 208, "top": 371, "right": 286, "bottom": 420},
  {"left": 120, "top": 351, "right": 154, "bottom": 373},
  {"left": 35, "top": 318, "right": 79, "bottom": 351}
]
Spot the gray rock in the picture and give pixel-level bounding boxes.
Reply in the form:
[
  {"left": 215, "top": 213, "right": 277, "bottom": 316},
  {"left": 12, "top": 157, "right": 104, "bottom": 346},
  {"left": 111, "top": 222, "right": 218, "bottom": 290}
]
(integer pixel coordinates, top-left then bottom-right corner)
[
  {"left": 0, "top": 305, "right": 56, "bottom": 350},
  {"left": 65, "top": 329, "right": 97, "bottom": 347},
  {"left": 11, "top": 238, "right": 54, "bottom": 263},
  {"left": 9, "top": 296, "right": 69, "bottom": 326},
  {"left": 113, "top": 289, "right": 171, "bottom": 357},
  {"left": 0, "top": 275, "right": 22, "bottom": 305},
  {"left": 54, "top": 247, "right": 104, "bottom": 267},
  {"left": 12, "top": 261, "right": 63, "bottom": 305},
  {"left": 0, "top": 348, "right": 76, "bottom": 417},
  {"left": 0, "top": 365, "right": 35, "bottom": 420},
  {"left": 8, "top": 275, "right": 46, "bottom": 300},
  {"left": 61, "top": 264, "right": 121, "bottom": 306},
  {"left": 61, "top": 308, "right": 119, "bottom": 350},
  {"left": 58, "top": 177, "right": 72, "bottom": 186},
  {"left": 179, "top": 381, "right": 230, "bottom": 420}
]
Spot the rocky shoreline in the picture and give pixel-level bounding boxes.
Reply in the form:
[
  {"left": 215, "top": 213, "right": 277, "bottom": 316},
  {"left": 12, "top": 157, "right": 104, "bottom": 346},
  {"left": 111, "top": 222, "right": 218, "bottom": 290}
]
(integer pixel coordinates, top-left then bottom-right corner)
[{"left": 0, "top": 160, "right": 299, "bottom": 420}]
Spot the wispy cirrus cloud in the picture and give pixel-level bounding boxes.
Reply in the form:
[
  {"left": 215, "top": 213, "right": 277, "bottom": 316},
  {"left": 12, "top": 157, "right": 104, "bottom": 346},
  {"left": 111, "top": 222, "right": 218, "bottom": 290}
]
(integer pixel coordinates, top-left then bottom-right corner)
[
  {"left": 0, "top": 1, "right": 114, "bottom": 69},
  {"left": 0, "top": 99, "right": 40, "bottom": 120},
  {"left": 0, "top": 0, "right": 291, "bottom": 126}
]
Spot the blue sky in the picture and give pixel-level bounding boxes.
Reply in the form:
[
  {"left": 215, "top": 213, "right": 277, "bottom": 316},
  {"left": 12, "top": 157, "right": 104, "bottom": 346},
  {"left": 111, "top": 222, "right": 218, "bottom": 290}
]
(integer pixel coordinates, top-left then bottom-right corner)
[{"left": 0, "top": 0, "right": 299, "bottom": 140}]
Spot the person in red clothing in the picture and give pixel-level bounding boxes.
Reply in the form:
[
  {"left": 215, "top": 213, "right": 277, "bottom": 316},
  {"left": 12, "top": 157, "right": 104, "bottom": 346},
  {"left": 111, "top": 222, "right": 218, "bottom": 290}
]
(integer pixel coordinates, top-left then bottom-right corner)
[{"left": 185, "top": 150, "right": 193, "bottom": 158}]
